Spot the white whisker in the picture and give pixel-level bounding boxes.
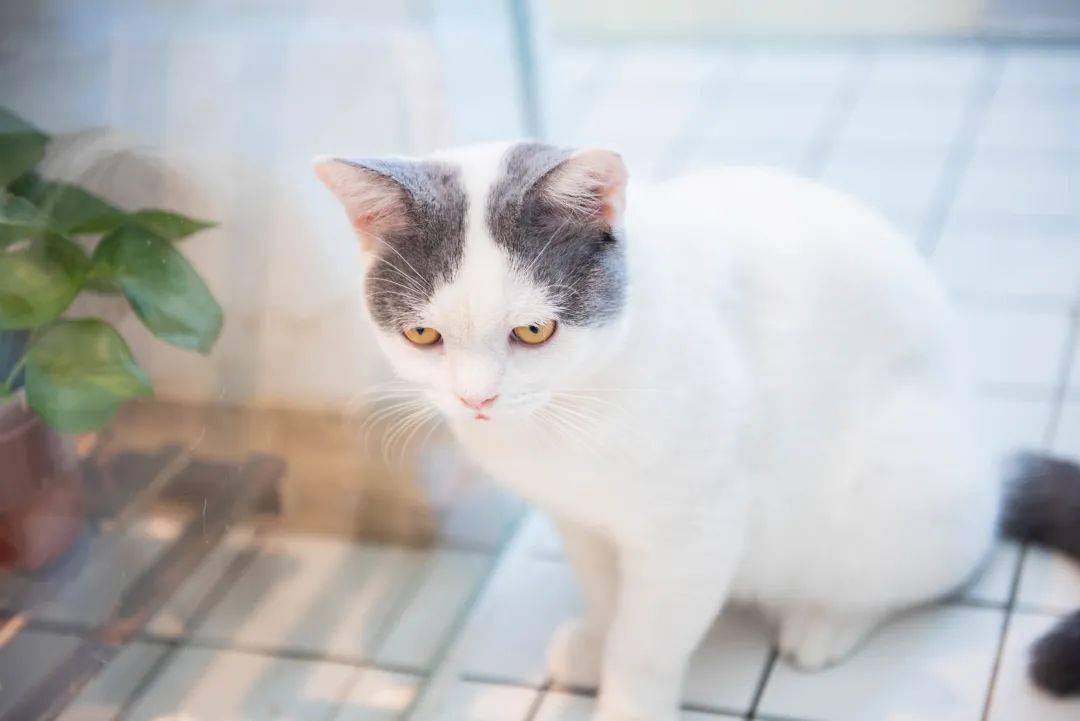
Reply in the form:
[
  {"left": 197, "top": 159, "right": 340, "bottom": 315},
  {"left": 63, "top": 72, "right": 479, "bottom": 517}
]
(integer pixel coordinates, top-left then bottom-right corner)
[
  {"left": 357, "top": 399, "right": 429, "bottom": 455},
  {"left": 396, "top": 407, "right": 441, "bottom": 466},
  {"left": 519, "top": 216, "right": 572, "bottom": 279},
  {"left": 536, "top": 405, "right": 603, "bottom": 461},
  {"left": 374, "top": 290, "right": 429, "bottom": 306},
  {"left": 375, "top": 238, "right": 433, "bottom": 294},
  {"left": 548, "top": 397, "right": 607, "bottom": 426},
  {"left": 370, "top": 255, "right": 429, "bottom": 295},
  {"left": 542, "top": 282, "right": 586, "bottom": 299},
  {"left": 380, "top": 408, "right": 423, "bottom": 462},
  {"left": 356, "top": 390, "right": 427, "bottom": 404},
  {"left": 552, "top": 391, "right": 625, "bottom": 411},
  {"left": 560, "top": 387, "right": 666, "bottom": 393},
  {"left": 383, "top": 405, "right": 438, "bottom": 467},
  {"left": 370, "top": 276, "right": 428, "bottom": 299},
  {"left": 417, "top": 413, "right": 444, "bottom": 452}
]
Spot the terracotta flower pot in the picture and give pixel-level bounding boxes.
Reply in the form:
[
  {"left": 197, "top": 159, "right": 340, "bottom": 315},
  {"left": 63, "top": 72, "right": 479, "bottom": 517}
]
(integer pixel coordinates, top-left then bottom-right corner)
[{"left": 0, "top": 396, "right": 86, "bottom": 571}]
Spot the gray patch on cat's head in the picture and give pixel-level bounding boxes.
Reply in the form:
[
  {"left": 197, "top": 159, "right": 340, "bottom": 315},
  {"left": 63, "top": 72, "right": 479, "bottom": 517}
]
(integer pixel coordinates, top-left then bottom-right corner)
[
  {"left": 487, "top": 142, "right": 626, "bottom": 326},
  {"left": 345, "top": 158, "right": 468, "bottom": 330}
]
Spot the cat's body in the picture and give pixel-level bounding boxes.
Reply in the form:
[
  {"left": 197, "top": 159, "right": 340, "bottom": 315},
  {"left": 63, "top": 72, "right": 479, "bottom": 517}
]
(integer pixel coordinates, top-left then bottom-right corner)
[
  {"left": 315, "top": 142, "right": 1079, "bottom": 720},
  {"left": 457, "top": 161, "right": 994, "bottom": 608}
]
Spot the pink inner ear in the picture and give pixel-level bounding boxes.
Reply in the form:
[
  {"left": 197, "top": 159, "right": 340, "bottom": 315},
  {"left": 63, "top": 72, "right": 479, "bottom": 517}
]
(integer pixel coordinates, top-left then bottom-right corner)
[
  {"left": 313, "top": 158, "right": 408, "bottom": 249},
  {"left": 543, "top": 149, "right": 628, "bottom": 224}
]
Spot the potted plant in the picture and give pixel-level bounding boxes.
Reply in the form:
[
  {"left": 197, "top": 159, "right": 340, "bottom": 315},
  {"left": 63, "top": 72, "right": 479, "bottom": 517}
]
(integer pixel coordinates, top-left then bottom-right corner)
[{"left": 0, "top": 106, "right": 222, "bottom": 570}]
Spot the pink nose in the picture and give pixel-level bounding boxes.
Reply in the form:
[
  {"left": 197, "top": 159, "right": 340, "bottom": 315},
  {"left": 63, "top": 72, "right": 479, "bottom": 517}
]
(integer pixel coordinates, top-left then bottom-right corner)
[{"left": 459, "top": 394, "right": 498, "bottom": 411}]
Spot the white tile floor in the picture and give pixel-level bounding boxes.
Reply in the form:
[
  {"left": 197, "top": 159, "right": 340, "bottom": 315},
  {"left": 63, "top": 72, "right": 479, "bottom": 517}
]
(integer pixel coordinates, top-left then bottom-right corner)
[
  {"left": 958, "top": 304, "right": 1071, "bottom": 390},
  {"left": 985, "top": 612, "right": 1079, "bottom": 721},
  {"left": 0, "top": 516, "right": 189, "bottom": 627},
  {"left": 759, "top": 606, "right": 1003, "bottom": 721},
  {"left": 1057, "top": 402, "right": 1080, "bottom": 454},
  {"left": 188, "top": 535, "right": 424, "bottom": 662},
  {"left": 394, "top": 40, "right": 1080, "bottom": 721},
  {"left": 7, "top": 41, "right": 1080, "bottom": 721},
  {"left": 533, "top": 691, "right": 739, "bottom": 721},
  {"left": 121, "top": 647, "right": 360, "bottom": 721},
  {"left": 55, "top": 641, "right": 170, "bottom": 721}
]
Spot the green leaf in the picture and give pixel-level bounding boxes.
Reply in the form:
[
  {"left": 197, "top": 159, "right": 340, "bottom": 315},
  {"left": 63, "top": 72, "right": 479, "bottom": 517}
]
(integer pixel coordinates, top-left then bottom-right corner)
[
  {"left": 0, "top": 193, "right": 51, "bottom": 246},
  {"left": 0, "top": 108, "right": 48, "bottom": 188},
  {"left": 9, "top": 173, "right": 125, "bottom": 235},
  {"left": 129, "top": 209, "right": 216, "bottom": 240},
  {"left": 25, "top": 319, "right": 151, "bottom": 432},
  {"left": 82, "top": 248, "right": 122, "bottom": 294},
  {"left": 0, "top": 107, "right": 46, "bottom": 137},
  {"left": 0, "top": 235, "right": 89, "bottom": 329},
  {"left": 93, "top": 226, "right": 222, "bottom": 353}
]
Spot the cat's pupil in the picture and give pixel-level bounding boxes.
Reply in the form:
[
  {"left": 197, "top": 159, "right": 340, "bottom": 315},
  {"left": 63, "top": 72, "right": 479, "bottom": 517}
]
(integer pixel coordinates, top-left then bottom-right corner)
[{"left": 416, "top": 328, "right": 425, "bottom": 335}]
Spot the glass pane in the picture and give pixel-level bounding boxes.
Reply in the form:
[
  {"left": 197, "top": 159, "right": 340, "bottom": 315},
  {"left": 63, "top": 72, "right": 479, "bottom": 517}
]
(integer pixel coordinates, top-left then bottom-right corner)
[
  {"left": 1, "top": 2, "right": 531, "bottom": 719},
  {"left": 3, "top": 2, "right": 1078, "bottom": 721}
]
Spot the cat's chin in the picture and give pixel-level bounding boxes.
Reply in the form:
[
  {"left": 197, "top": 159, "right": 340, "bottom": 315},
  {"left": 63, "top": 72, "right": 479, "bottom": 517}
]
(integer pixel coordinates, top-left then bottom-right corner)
[
  {"left": 443, "top": 411, "right": 509, "bottom": 435},
  {"left": 444, "top": 407, "right": 529, "bottom": 426}
]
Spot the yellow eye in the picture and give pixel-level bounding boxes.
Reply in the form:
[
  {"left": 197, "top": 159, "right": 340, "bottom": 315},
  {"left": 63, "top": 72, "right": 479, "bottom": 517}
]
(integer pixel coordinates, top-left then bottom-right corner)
[
  {"left": 403, "top": 327, "right": 441, "bottom": 346},
  {"left": 512, "top": 319, "right": 557, "bottom": 345}
]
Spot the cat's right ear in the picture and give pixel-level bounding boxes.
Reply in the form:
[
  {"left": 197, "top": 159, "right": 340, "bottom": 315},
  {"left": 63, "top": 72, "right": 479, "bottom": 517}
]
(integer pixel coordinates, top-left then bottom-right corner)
[{"left": 313, "top": 157, "right": 410, "bottom": 252}]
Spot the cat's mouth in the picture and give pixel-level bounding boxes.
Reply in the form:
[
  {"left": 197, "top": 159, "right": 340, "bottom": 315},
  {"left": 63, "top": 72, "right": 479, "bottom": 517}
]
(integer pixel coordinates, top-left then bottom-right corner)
[{"left": 445, "top": 390, "right": 550, "bottom": 423}]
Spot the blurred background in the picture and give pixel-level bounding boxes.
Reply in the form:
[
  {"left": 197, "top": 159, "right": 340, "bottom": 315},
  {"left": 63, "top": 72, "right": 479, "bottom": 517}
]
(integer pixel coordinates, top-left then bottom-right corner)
[{"left": 0, "top": 1, "right": 1078, "bottom": 720}]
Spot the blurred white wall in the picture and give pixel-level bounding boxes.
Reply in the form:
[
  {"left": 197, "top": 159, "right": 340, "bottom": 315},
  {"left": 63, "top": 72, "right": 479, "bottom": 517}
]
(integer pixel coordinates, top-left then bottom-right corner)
[
  {"left": 0, "top": 0, "right": 530, "bottom": 411},
  {"left": 548, "top": 0, "right": 987, "bottom": 38}
]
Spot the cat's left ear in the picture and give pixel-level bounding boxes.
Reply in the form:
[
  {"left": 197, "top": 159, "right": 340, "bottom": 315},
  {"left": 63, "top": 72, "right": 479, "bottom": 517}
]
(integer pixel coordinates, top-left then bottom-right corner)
[
  {"left": 541, "top": 148, "right": 628, "bottom": 226},
  {"left": 313, "top": 156, "right": 412, "bottom": 252}
]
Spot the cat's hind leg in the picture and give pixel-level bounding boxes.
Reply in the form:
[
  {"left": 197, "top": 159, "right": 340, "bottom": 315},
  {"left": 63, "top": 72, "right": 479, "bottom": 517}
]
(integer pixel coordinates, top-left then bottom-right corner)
[{"left": 778, "top": 604, "right": 888, "bottom": 670}]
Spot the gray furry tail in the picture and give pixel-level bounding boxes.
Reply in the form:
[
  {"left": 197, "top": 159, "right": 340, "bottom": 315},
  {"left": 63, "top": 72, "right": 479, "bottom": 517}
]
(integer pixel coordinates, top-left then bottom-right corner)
[{"left": 1000, "top": 453, "right": 1080, "bottom": 695}]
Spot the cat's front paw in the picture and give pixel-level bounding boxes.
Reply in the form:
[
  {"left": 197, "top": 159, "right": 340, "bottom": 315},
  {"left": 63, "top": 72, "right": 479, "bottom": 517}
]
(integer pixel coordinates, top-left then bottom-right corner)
[
  {"left": 778, "top": 606, "right": 881, "bottom": 670},
  {"left": 547, "top": 618, "right": 603, "bottom": 689}
]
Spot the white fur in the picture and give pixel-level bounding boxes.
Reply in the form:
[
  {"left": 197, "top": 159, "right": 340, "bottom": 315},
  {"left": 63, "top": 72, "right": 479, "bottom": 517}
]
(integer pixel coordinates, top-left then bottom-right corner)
[{"left": 325, "top": 145, "right": 998, "bottom": 721}]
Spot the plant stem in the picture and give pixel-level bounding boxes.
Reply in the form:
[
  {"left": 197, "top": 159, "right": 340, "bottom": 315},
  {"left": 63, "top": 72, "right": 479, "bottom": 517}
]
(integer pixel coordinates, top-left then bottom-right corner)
[{"left": 2, "top": 351, "right": 28, "bottom": 396}]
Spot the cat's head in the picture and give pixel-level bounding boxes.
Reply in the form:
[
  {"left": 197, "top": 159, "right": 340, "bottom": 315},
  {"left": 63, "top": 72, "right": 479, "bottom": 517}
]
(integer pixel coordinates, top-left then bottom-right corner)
[{"left": 314, "top": 141, "right": 629, "bottom": 424}]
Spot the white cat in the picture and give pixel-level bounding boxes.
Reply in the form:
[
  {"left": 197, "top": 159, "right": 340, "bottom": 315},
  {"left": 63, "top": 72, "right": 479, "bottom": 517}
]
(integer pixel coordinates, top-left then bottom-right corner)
[{"left": 315, "top": 142, "right": 1080, "bottom": 720}]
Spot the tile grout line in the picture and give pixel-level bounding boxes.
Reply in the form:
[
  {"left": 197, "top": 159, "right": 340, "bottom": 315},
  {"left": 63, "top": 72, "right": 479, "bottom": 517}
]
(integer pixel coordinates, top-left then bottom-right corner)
[
  {"left": 511, "top": 682, "right": 760, "bottom": 721},
  {"left": 9, "top": 617, "right": 94, "bottom": 639},
  {"left": 130, "top": 632, "right": 429, "bottom": 677},
  {"left": 112, "top": 531, "right": 268, "bottom": 721},
  {"left": 108, "top": 531, "right": 453, "bottom": 720},
  {"left": 359, "top": 548, "right": 447, "bottom": 668},
  {"left": 753, "top": 713, "right": 822, "bottom": 721},
  {"left": 951, "top": 291, "right": 1079, "bottom": 313},
  {"left": 797, "top": 47, "right": 874, "bottom": 178},
  {"left": 682, "top": 701, "right": 748, "bottom": 718},
  {"left": 460, "top": 672, "right": 552, "bottom": 690},
  {"left": 978, "top": 542, "right": 1028, "bottom": 721},
  {"left": 745, "top": 647, "right": 779, "bottom": 719},
  {"left": 975, "top": 382, "right": 1061, "bottom": 401},
  {"left": 977, "top": 350, "right": 1054, "bottom": 721},
  {"left": 405, "top": 508, "right": 534, "bottom": 721},
  {"left": 1013, "top": 601, "right": 1080, "bottom": 618},
  {"left": 919, "top": 46, "right": 1003, "bottom": 256},
  {"left": 654, "top": 52, "right": 746, "bottom": 178},
  {"left": 1044, "top": 300, "right": 1080, "bottom": 446},
  {"left": 0, "top": 456, "right": 285, "bottom": 721},
  {"left": 509, "top": 0, "right": 543, "bottom": 139},
  {"left": 522, "top": 681, "right": 552, "bottom": 721},
  {"left": 12, "top": 615, "right": 435, "bottom": 680},
  {"left": 976, "top": 288, "right": 1070, "bottom": 719},
  {"left": 947, "top": 596, "right": 1011, "bottom": 612}
]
